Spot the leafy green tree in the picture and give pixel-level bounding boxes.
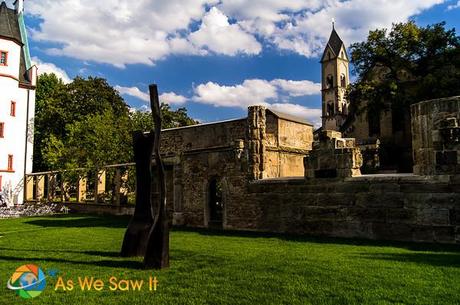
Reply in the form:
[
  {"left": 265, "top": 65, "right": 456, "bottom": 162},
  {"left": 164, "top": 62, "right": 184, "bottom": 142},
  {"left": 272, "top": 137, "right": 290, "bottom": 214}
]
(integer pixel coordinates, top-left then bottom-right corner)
[
  {"left": 348, "top": 21, "right": 460, "bottom": 118},
  {"left": 43, "top": 110, "right": 132, "bottom": 169},
  {"left": 34, "top": 74, "right": 198, "bottom": 171},
  {"left": 129, "top": 104, "right": 198, "bottom": 132},
  {"left": 33, "top": 73, "right": 67, "bottom": 171}
]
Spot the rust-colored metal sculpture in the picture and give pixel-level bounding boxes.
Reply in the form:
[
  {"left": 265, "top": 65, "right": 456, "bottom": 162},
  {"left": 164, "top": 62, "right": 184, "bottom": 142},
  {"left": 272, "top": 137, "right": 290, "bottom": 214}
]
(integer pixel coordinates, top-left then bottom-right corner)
[{"left": 143, "top": 84, "right": 169, "bottom": 269}]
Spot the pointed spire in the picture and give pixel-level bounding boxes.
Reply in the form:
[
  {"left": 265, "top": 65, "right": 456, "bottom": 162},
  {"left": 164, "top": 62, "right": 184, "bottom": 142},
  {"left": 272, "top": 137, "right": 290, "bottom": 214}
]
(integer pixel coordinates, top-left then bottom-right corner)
[{"left": 332, "top": 18, "right": 335, "bottom": 30}]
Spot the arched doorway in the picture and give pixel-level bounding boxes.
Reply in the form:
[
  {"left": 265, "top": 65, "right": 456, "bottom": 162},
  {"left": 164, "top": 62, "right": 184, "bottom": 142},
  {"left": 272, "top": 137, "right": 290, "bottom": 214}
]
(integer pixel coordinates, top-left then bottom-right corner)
[{"left": 208, "top": 178, "right": 223, "bottom": 229}]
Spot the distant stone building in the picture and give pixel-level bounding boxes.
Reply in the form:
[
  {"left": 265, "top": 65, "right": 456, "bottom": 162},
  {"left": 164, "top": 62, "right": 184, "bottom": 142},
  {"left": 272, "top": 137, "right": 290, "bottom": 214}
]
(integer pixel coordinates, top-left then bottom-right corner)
[
  {"left": 0, "top": 0, "right": 37, "bottom": 205},
  {"left": 320, "top": 25, "right": 412, "bottom": 172},
  {"left": 158, "top": 106, "right": 314, "bottom": 228}
]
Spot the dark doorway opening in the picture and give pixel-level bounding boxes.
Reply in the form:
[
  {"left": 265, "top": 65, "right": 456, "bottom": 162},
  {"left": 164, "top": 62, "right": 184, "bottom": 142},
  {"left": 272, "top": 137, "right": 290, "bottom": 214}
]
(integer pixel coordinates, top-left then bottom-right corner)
[{"left": 208, "top": 178, "right": 223, "bottom": 229}]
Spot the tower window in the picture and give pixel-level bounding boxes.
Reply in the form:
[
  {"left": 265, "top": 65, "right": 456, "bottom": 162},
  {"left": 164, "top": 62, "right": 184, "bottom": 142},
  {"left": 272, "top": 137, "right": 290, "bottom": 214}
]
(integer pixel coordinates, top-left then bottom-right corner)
[
  {"left": 340, "top": 74, "right": 346, "bottom": 87},
  {"left": 10, "top": 101, "right": 16, "bottom": 117},
  {"left": 0, "top": 122, "right": 4, "bottom": 138},
  {"left": 327, "top": 102, "right": 335, "bottom": 116},
  {"left": 326, "top": 75, "right": 333, "bottom": 89},
  {"left": 0, "top": 51, "right": 7, "bottom": 66},
  {"left": 7, "top": 155, "right": 13, "bottom": 171}
]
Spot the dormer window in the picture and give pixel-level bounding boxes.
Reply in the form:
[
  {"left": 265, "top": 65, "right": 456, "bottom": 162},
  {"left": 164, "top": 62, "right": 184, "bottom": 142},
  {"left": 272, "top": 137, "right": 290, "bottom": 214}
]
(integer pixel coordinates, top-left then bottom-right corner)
[{"left": 0, "top": 51, "right": 7, "bottom": 66}]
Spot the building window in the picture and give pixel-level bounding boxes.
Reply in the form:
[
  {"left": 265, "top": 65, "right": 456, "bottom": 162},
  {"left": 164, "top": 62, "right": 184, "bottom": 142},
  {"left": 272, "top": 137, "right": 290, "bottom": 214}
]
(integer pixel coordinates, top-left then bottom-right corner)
[
  {"left": 10, "top": 101, "right": 16, "bottom": 117},
  {"left": 0, "top": 122, "right": 4, "bottom": 138},
  {"left": 340, "top": 74, "right": 346, "bottom": 87},
  {"left": 326, "top": 75, "right": 333, "bottom": 89},
  {"left": 327, "top": 102, "right": 335, "bottom": 116},
  {"left": 7, "top": 155, "right": 13, "bottom": 171},
  {"left": 0, "top": 51, "right": 7, "bottom": 66}
]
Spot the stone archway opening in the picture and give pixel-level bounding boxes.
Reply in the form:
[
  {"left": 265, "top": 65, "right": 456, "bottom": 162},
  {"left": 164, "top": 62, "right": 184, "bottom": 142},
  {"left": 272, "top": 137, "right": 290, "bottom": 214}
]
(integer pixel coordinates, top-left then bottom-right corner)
[{"left": 208, "top": 178, "right": 223, "bottom": 229}]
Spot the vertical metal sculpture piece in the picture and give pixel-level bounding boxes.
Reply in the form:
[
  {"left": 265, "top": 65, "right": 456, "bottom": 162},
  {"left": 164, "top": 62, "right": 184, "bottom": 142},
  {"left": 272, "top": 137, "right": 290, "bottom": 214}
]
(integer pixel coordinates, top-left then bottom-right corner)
[
  {"left": 143, "top": 84, "right": 170, "bottom": 269},
  {"left": 120, "top": 131, "right": 155, "bottom": 257}
]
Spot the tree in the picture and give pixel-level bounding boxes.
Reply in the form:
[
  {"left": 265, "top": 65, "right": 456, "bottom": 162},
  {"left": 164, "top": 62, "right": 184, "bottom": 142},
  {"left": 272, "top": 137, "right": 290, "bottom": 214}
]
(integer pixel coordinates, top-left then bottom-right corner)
[
  {"left": 43, "top": 110, "right": 132, "bottom": 169},
  {"left": 34, "top": 74, "right": 198, "bottom": 171},
  {"left": 347, "top": 21, "right": 460, "bottom": 118},
  {"left": 129, "top": 104, "right": 198, "bottom": 132},
  {"left": 33, "top": 73, "right": 67, "bottom": 171}
]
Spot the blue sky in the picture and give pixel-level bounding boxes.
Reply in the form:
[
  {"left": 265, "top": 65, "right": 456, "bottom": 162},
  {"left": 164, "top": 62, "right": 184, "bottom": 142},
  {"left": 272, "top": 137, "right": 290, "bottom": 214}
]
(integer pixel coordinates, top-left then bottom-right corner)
[{"left": 18, "top": 0, "right": 460, "bottom": 126}]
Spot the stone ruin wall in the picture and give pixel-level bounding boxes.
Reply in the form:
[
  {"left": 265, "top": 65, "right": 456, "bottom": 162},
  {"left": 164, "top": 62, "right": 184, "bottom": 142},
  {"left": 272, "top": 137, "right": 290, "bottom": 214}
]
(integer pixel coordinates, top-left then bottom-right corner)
[
  {"left": 411, "top": 96, "right": 460, "bottom": 176},
  {"left": 221, "top": 175, "right": 460, "bottom": 244},
  {"left": 155, "top": 98, "right": 460, "bottom": 244}
]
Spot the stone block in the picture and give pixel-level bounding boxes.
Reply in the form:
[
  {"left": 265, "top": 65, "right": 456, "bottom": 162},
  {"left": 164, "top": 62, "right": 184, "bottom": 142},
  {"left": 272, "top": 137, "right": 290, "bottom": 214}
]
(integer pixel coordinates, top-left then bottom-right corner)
[
  {"left": 369, "top": 183, "right": 400, "bottom": 193},
  {"left": 387, "top": 208, "right": 416, "bottom": 224},
  {"left": 430, "top": 209, "right": 450, "bottom": 225},
  {"left": 412, "top": 226, "right": 434, "bottom": 242},
  {"left": 433, "top": 226, "right": 455, "bottom": 243}
]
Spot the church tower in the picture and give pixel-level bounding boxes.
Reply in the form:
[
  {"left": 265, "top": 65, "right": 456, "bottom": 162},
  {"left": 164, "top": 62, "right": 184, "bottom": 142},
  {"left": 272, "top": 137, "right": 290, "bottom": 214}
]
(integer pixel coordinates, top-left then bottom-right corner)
[{"left": 321, "top": 23, "right": 350, "bottom": 131}]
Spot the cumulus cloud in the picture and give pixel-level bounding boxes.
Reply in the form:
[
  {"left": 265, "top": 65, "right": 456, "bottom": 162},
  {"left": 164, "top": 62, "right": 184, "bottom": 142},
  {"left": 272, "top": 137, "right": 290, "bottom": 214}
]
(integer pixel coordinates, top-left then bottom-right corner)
[
  {"left": 115, "top": 85, "right": 149, "bottom": 102},
  {"left": 193, "top": 79, "right": 277, "bottom": 108},
  {"left": 189, "top": 7, "right": 262, "bottom": 55},
  {"left": 115, "top": 86, "right": 188, "bottom": 105},
  {"left": 159, "top": 92, "right": 188, "bottom": 105},
  {"left": 270, "top": 103, "right": 322, "bottom": 127},
  {"left": 192, "top": 78, "right": 322, "bottom": 126},
  {"left": 26, "top": 0, "right": 444, "bottom": 67},
  {"left": 193, "top": 78, "right": 320, "bottom": 107},
  {"left": 271, "top": 79, "right": 320, "bottom": 97},
  {"left": 31, "top": 57, "right": 71, "bottom": 83}
]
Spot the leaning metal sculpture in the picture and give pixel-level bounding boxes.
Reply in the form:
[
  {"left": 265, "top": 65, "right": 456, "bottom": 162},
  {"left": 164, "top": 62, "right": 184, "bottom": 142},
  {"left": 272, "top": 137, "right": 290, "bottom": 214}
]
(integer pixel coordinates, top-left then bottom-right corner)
[
  {"left": 143, "top": 84, "right": 170, "bottom": 269},
  {"left": 120, "top": 84, "right": 169, "bottom": 269}
]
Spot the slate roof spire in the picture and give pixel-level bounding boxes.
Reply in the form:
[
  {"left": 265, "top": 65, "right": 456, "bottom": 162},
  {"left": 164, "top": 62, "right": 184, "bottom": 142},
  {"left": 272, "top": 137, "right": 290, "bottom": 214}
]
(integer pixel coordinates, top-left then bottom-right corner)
[{"left": 326, "top": 25, "right": 344, "bottom": 57}]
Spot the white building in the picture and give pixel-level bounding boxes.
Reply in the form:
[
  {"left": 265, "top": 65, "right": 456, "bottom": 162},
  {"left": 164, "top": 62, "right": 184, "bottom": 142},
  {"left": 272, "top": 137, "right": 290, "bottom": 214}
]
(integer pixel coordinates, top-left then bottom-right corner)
[{"left": 0, "top": 0, "right": 36, "bottom": 205}]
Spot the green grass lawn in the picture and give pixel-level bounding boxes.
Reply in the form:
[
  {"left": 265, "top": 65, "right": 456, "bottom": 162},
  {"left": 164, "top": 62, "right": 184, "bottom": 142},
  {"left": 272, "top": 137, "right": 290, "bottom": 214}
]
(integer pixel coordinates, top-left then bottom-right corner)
[{"left": 0, "top": 215, "right": 459, "bottom": 305}]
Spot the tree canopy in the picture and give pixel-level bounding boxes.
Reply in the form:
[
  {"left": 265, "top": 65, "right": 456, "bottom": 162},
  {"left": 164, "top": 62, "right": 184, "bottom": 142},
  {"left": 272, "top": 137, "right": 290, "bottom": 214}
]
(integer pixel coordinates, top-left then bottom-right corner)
[
  {"left": 347, "top": 21, "right": 460, "bottom": 117},
  {"left": 34, "top": 74, "right": 197, "bottom": 171}
]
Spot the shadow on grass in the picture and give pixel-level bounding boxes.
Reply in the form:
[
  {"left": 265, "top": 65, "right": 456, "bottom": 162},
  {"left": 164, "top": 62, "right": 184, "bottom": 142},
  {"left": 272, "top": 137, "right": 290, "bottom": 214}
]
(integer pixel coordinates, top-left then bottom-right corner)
[
  {"left": 0, "top": 254, "right": 145, "bottom": 269},
  {"left": 17, "top": 214, "right": 460, "bottom": 255},
  {"left": 24, "top": 214, "right": 130, "bottom": 229},
  {"left": 0, "top": 249, "right": 223, "bottom": 270},
  {"left": 357, "top": 252, "right": 460, "bottom": 268},
  {"left": 173, "top": 227, "right": 460, "bottom": 253}
]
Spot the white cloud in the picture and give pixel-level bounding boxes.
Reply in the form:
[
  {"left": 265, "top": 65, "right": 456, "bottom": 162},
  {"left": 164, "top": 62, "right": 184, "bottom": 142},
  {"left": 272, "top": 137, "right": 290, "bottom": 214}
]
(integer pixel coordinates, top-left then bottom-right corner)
[
  {"left": 193, "top": 78, "right": 320, "bottom": 107},
  {"left": 192, "top": 78, "right": 322, "bottom": 126},
  {"left": 115, "top": 85, "right": 149, "bottom": 102},
  {"left": 193, "top": 79, "right": 277, "bottom": 108},
  {"left": 447, "top": 1, "right": 460, "bottom": 9},
  {"left": 27, "top": 0, "right": 444, "bottom": 67},
  {"left": 189, "top": 7, "right": 262, "bottom": 55},
  {"left": 270, "top": 103, "right": 322, "bottom": 127},
  {"left": 31, "top": 57, "right": 71, "bottom": 83},
  {"left": 115, "top": 86, "right": 187, "bottom": 105},
  {"left": 159, "top": 92, "right": 188, "bottom": 105},
  {"left": 271, "top": 79, "right": 320, "bottom": 97},
  {"left": 27, "top": 0, "right": 219, "bottom": 67}
]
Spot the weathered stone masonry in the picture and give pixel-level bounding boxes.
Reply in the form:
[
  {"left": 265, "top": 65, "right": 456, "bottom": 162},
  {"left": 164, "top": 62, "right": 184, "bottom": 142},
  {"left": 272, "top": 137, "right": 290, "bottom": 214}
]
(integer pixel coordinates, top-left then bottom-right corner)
[
  {"left": 157, "top": 100, "right": 460, "bottom": 244},
  {"left": 226, "top": 175, "right": 460, "bottom": 244}
]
